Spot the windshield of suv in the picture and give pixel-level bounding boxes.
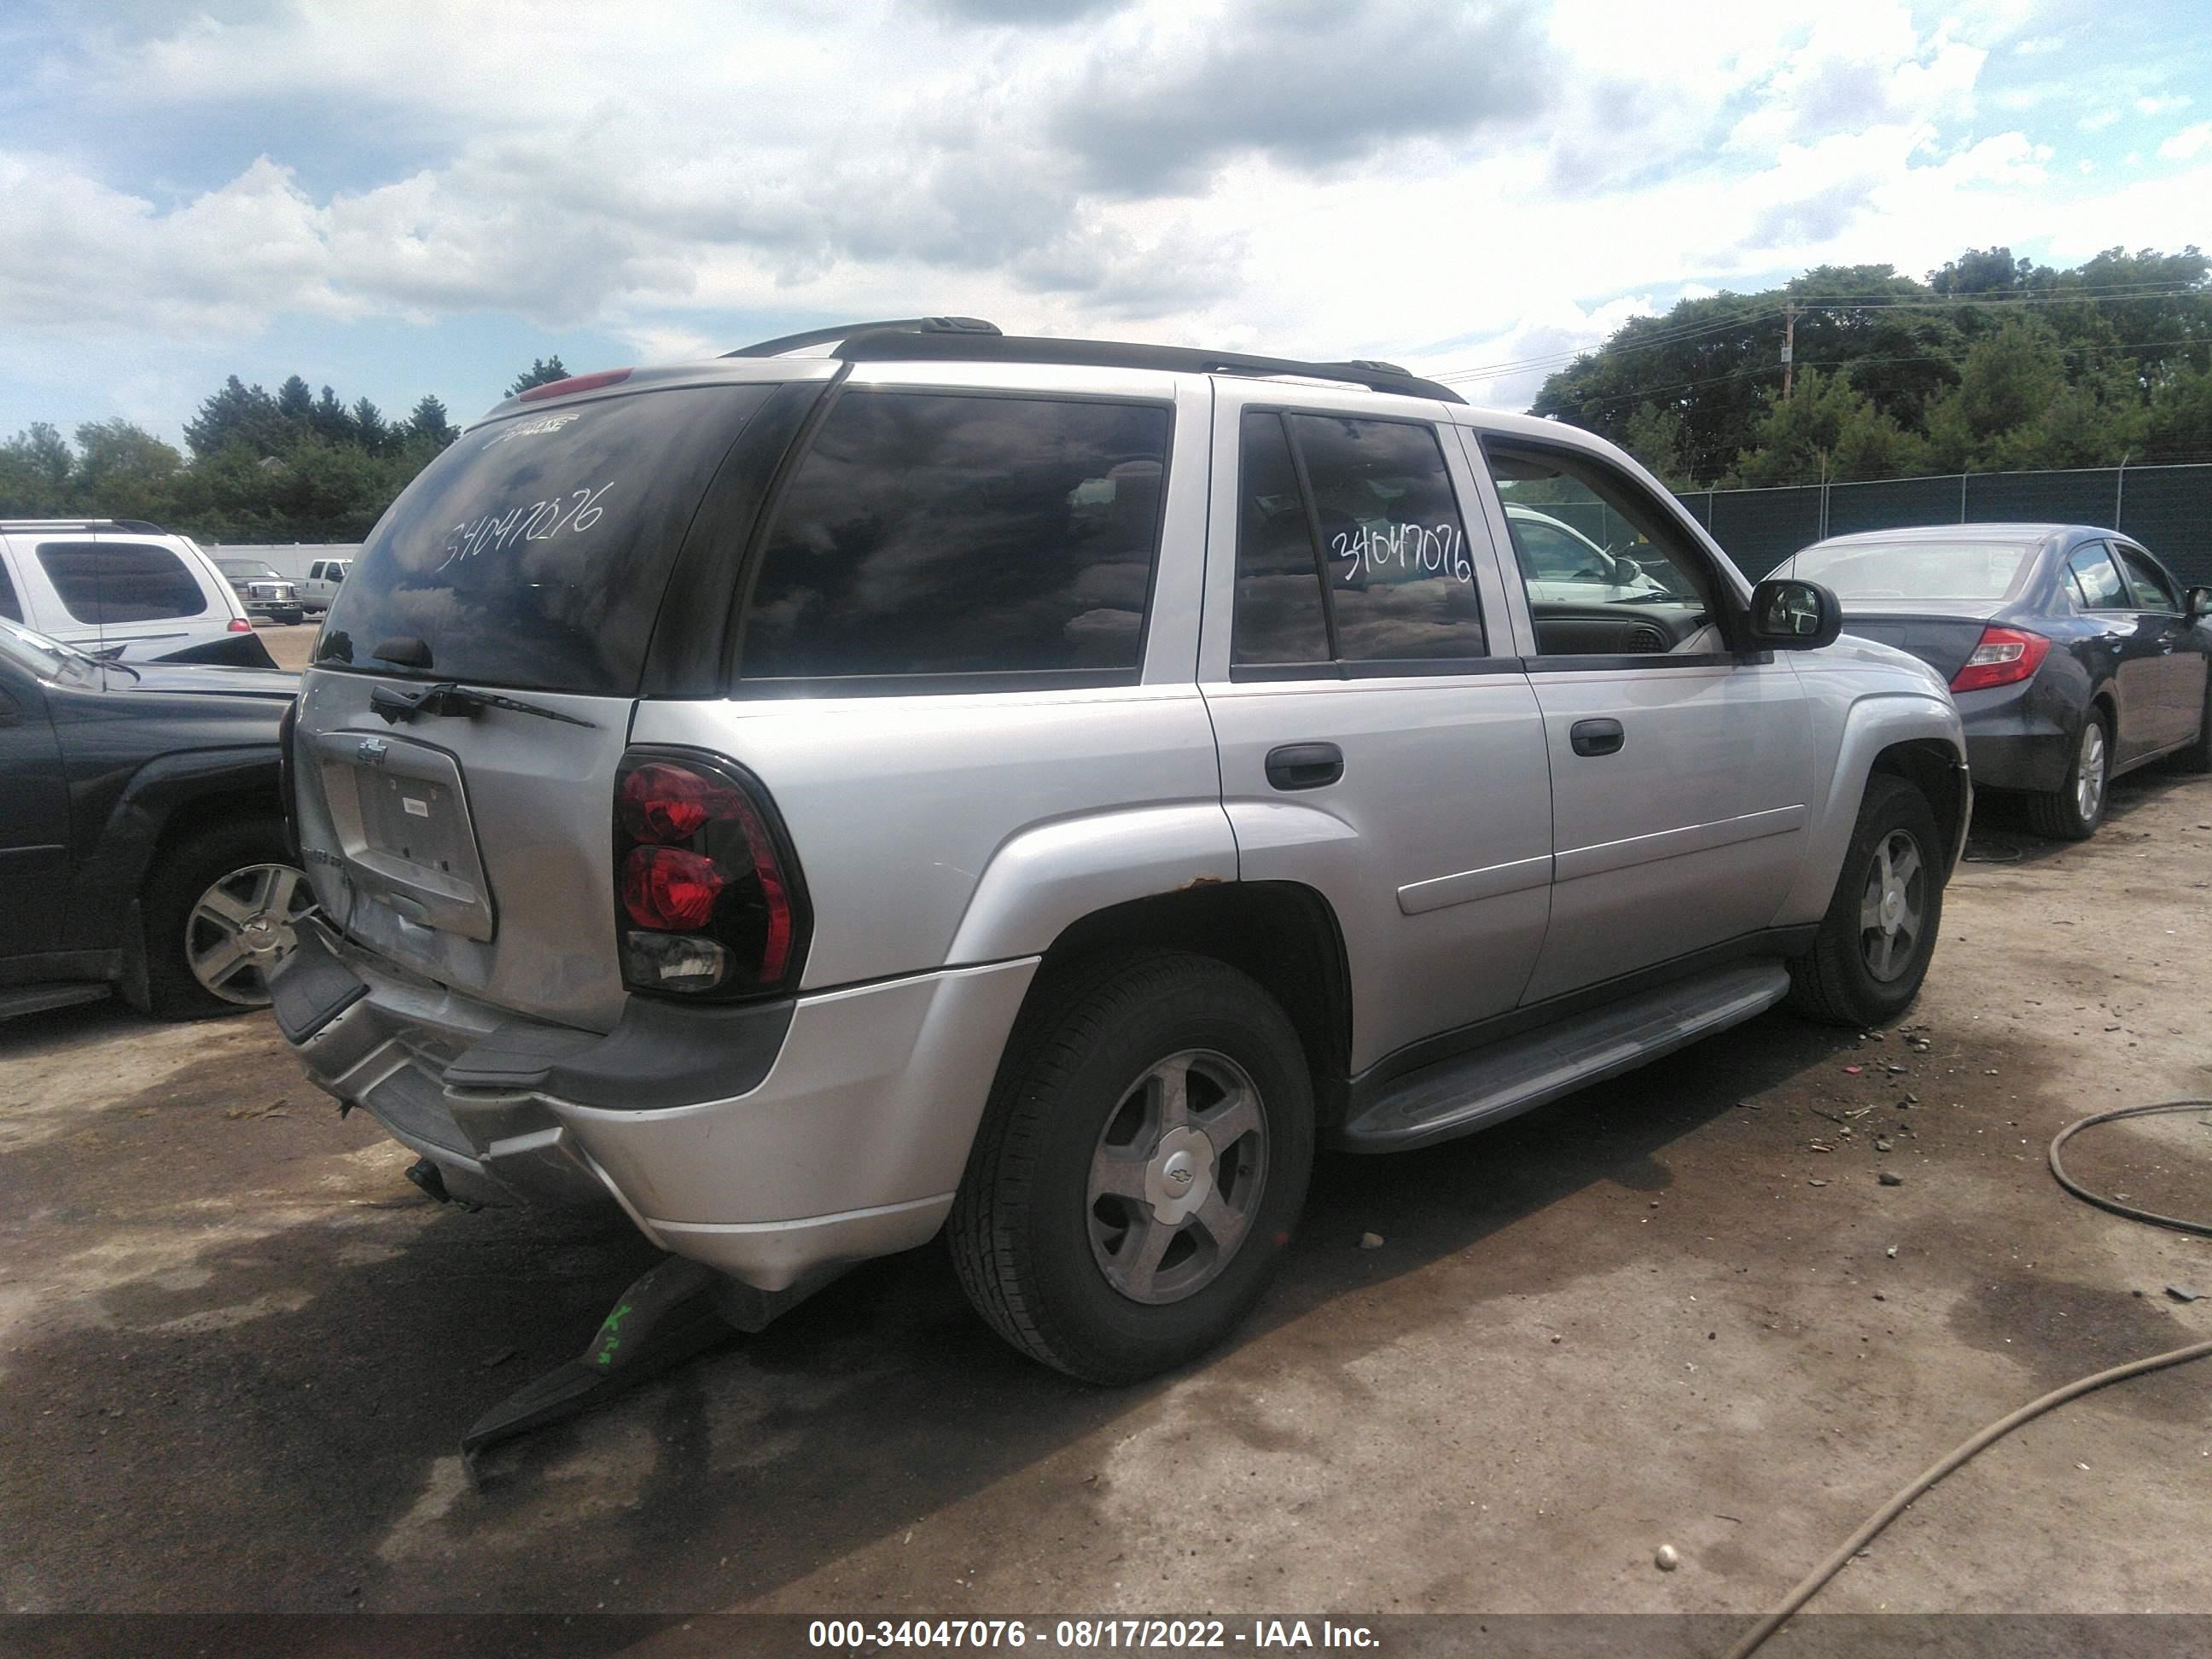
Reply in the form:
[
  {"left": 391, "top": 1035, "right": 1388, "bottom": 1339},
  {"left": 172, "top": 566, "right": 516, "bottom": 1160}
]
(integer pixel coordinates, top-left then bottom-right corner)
[
  {"left": 317, "top": 384, "right": 777, "bottom": 695},
  {"left": 1780, "top": 539, "right": 2036, "bottom": 602}
]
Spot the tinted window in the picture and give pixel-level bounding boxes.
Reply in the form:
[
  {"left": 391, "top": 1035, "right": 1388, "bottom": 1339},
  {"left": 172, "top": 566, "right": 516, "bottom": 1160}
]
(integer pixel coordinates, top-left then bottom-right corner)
[
  {"left": 2067, "top": 544, "right": 2128, "bottom": 609},
  {"left": 740, "top": 392, "right": 1169, "bottom": 683},
  {"left": 319, "top": 385, "right": 773, "bottom": 695},
  {"left": 1231, "top": 411, "right": 1330, "bottom": 665},
  {"left": 1784, "top": 539, "right": 2034, "bottom": 602},
  {"left": 36, "top": 541, "right": 209, "bottom": 624},
  {"left": 2113, "top": 545, "right": 2178, "bottom": 610},
  {"left": 0, "top": 556, "right": 20, "bottom": 623},
  {"left": 1289, "top": 415, "right": 1484, "bottom": 661}
]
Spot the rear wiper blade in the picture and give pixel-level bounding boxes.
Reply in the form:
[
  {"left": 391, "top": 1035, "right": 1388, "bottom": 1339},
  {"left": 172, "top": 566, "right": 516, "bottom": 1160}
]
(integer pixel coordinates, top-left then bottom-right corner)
[{"left": 370, "top": 681, "right": 595, "bottom": 728}]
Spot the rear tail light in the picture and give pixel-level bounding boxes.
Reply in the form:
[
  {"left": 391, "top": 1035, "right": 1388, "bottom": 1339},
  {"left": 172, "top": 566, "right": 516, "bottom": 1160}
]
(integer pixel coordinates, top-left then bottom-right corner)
[
  {"left": 613, "top": 750, "right": 809, "bottom": 998},
  {"left": 227, "top": 617, "right": 253, "bottom": 633},
  {"left": 1949, "top": 626, "right": 2051, "bottom": 694}
]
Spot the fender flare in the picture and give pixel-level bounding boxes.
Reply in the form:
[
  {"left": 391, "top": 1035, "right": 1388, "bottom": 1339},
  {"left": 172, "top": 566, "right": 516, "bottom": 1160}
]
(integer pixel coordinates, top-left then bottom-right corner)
[
  {"left": 67, "top": 747, "right": 282, "bottom": 950},
  {"left": 945, "top": 802, "right": 1240, "bottom": 965},
  {"left": 1778, "top": 693, "right": 1966, "bottom": 927}
]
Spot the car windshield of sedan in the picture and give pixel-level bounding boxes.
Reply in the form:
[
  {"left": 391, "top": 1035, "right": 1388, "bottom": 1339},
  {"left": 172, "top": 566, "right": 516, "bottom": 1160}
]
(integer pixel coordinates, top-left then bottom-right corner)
[{"left": 1781, "top": 539, "right": 2036, "bottom": 602}]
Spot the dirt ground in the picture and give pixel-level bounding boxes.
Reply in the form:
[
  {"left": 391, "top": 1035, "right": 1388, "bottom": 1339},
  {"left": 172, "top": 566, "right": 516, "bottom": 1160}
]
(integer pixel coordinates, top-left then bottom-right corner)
[
  {"left": 259, "top": 622, "right": 317, "bottom": 672},
  {"left": 2, "top": 766, "right": 2208, "bottom": 1633}
]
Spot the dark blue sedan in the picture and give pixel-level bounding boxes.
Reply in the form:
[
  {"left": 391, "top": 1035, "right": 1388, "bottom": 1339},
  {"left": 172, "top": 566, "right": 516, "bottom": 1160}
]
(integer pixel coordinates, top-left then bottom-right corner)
[{"left": 1773, "top": 524, "right": 2212, "bottom": 840}]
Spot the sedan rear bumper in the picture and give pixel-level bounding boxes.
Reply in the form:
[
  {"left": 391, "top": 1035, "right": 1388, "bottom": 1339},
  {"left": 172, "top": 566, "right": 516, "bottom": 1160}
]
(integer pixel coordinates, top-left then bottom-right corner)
[
  {"left": 271, "top": 921, "right": 1037, "bottom": 1291},
  {"left": 1955, "top": 677, "right": 2076, "bottom": 795}
]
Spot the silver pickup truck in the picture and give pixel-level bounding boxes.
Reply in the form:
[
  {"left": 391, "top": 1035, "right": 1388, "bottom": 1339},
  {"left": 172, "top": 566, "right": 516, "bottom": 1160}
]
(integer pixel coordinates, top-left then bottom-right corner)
[{"left": 271, "top": 319, "right": 1969, "bottom": 1385}]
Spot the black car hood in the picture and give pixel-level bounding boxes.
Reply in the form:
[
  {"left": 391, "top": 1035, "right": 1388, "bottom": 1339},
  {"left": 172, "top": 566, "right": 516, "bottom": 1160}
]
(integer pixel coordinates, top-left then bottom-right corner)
[{"left": 109, "top": 662, "right": 300, "bottom": 700}]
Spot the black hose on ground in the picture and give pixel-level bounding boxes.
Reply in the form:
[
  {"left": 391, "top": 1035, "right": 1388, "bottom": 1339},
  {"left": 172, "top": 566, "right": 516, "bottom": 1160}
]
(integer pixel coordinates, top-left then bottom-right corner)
[{"left": 1720, "top": 1100, "right": 2212, "bottom": 1659}]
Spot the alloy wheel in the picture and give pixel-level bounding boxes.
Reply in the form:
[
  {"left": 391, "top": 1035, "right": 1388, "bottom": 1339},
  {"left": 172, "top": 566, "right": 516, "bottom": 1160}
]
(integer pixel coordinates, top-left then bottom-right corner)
[
  {"left": 186, "top": 863, "right": 313, "bottom": 1005},
  {"left": 1086, "top": 1048, "right": 1269, "bottom": 1306},
  {"left": 1857, "top": 830, "right": 1926, "bottom": 983},
  {"left": 2075, "top": 719, "right": 2107, "bottom": 824}
]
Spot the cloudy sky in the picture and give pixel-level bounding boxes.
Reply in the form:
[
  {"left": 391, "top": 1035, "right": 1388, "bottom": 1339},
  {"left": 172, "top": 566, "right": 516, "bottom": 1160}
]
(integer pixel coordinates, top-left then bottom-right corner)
[{"left": 1, "top": 0, "right": 2206, "bottom": 445}]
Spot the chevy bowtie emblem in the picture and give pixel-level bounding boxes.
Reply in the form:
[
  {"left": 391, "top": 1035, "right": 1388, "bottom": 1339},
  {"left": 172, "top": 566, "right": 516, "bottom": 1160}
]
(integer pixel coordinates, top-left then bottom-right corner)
[{"left": 357, "top": 738, "right": 389, "bottom": 765}]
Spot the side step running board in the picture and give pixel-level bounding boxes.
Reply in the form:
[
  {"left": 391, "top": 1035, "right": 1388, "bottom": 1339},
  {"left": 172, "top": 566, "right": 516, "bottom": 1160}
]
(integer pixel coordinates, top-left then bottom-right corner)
[{"left": 1336, "top": 960, "right": 1792, "bottom": 1153}]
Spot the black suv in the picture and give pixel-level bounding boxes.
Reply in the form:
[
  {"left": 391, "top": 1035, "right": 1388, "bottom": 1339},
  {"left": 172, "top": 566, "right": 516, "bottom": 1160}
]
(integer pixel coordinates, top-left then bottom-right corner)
[{"left": 0, "top": 617, "right": 306, "bottom": 1020}]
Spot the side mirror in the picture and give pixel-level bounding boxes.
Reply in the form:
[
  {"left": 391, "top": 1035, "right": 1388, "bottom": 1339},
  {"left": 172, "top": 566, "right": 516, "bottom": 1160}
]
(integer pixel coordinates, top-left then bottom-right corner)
[
  {"left": 2186, "top": 586, "right": 2211, "bottom": 621},
  {"left": 1747, "top": 578, "right": 1842, "bottom": 650}
]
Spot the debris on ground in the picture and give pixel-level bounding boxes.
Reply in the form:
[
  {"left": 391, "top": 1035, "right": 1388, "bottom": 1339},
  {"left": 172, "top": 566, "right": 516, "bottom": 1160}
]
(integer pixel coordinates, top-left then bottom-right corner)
[
  {"left": 2168, "top": 1287, "right": 2203, "bottom": 1304},
  {"left": 1654, "top": 1545, "right": 1680, "bottom": 1572},
  {"left": 1359, "top": 1232, "right": 1384, "bottom": 1250},
  {"left": 1878, "top": 1172, "right": 1904, "bottom": 1187}
]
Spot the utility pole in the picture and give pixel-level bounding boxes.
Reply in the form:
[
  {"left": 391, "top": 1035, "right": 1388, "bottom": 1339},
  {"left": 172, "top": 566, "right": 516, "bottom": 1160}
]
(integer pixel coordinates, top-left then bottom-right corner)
[{"left": 1782, "top": 301, "right": 1796, "bottom": 399}]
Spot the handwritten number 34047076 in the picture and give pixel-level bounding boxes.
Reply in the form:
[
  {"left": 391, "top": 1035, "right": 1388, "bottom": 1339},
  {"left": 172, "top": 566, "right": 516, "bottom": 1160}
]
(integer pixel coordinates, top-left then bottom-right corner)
[
  {"left": 439, "top": 483, "right": 614, "bottom": 569},
  {"left": 1332, "top": 521, "right": 1470, "bottom": 586}
]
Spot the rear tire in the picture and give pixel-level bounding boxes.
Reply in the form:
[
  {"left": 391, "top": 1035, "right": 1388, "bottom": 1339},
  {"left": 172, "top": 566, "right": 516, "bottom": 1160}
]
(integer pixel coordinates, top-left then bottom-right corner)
[
  {"left": 1788, "top": 773, "right": 1944, "bottom": 1028},
  {"left": 142, "top": 819, "right": 312, "bottom": 1019},
  {"left": 948, "top": 952, "right": 1314, "bottom": 1384},
  {"left": 2026, "top": 707, "right": 2110, "bottom": 841}
]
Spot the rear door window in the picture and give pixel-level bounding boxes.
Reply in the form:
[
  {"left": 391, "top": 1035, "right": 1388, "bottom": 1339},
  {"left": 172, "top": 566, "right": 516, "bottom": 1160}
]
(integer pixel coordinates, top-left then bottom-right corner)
[
  {"left": 0, "top": 553, "right": 20, "bottom": 623},
  {"left": 737, "top": 391, "right": 1170, "bottom": 687},
  {"left": 2112, "top": 545, "right": 2179, "bottom": 611},
  {"left": 35, "top": 541, "right": 209, "bottom": 624},
  {"left": 2066, "top": 544, "right": 2129, "bottom": 610},
  {"left": 317, "top": 384, "right": 776, "bottom": 695},
  {"left": 1289, "top": 415, "right": 1485, "bottom": 663}
]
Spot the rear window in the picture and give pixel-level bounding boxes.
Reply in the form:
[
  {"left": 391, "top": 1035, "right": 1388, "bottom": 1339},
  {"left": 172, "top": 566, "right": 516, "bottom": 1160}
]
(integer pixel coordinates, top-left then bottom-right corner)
[
  {"left": 737, "top": 391, "right": 1170, "bottom": 686},
  {"left": 36, "top": 541, "right": 210, "bottom": 624},
  {"left": 1784, "top": 539, "right": 2035, "bottom": 602},
  {"left": 317, "top": 385, "right": 775, "bottom": 695}
]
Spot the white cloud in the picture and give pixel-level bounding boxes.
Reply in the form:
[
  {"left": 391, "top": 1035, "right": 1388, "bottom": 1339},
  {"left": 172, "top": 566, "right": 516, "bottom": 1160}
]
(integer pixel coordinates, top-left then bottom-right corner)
[
  {"left": 2136, "top": 94, "right": 2193, "bottom": 116},
  {"left": 2012, "top": 33, "right": 2063, "bottom": 55},
  {"left": 2077, "top": 108, "right": 2120, "bottom": 131},
  {"left": 2158, "top": 121, "right": 2212, "bottom": 162},
  {"left": 0, "top": 0, "right": 2150, "bottom": 423}
]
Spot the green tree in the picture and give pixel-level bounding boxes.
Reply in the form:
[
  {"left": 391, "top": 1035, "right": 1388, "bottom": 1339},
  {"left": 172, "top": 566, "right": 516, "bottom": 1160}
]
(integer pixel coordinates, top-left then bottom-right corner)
[
  {"left": 352, "top": 398, "right": 392, "bottom": 455},
  {"left": 1621, "top": 401, "right": 1693, "bottom": 490},
  {"left": 507, "top": 355, "right": 569, "bottom": 396},
  {"left": 71, "top": 420, "right": 184, "bottom": 521},
  {"left": 1923, "top": 318, "right": 2069, "bottom": 469},
  {"left": 275, "top": 374, "right": 316, "bottom": 433},
  {"left": 0, "top": 422, "right": 75, "bottom": 513},
  {"left": 405, "top": 394, "right": 456, "bottom": 449},
  {"left": 1730, "top": 370, "right": 1923, "bottom": 486},
  {"left": 310, "top": 385, "right": 357, "bottom": 446},
  {"left": 183, "top": 376, "right": 288, "bottom": 461}
]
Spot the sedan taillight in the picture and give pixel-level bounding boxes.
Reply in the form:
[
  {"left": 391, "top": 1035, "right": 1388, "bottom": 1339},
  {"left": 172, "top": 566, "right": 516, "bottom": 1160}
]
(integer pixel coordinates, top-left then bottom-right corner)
[
  {"left": 613, "top": 751, "right": 808, "bottom": 998},
  {"left": 1950, "top": 626, "right": 2051, "bottom": 694}
]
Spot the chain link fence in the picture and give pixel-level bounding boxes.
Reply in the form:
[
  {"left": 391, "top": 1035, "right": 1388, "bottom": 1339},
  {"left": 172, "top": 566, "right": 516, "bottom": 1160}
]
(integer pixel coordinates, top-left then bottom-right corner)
[{"left": 1669, "top": 463, "right": 2212, "bottom": 585}]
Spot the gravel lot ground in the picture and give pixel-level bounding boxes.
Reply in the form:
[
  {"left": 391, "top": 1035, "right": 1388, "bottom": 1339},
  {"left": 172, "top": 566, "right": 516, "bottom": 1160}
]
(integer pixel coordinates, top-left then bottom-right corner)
[
  {"left": 2, "top": 764, "right": 2207, "bottom": 1632},
  {"left": 259, "top": 623, "right": 317, "bottom": 672}
]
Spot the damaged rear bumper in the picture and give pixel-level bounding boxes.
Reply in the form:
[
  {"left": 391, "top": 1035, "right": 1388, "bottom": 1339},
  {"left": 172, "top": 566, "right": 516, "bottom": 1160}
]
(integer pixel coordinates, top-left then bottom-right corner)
[{"left": 271, "top": 920, "right": 1037, "bottom": 1292}]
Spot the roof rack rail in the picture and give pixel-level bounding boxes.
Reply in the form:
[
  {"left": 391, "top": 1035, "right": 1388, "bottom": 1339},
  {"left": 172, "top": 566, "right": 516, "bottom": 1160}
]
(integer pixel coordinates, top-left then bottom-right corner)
[
  {"left": 829, "top": 329, "right": 1466, "bottom": 404},
  {"left": 725, "top": 316, "right": 1003, "bottom": 358},
  {"left": 0, "top": 517, "right": 167, "bottom": 534}
]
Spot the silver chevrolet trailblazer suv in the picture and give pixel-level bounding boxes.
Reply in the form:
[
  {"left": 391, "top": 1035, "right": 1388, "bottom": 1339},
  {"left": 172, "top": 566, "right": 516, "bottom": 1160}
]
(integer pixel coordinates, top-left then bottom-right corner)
[{"left": 272, "top": 318, "right": 1970, "bottom": 1384}]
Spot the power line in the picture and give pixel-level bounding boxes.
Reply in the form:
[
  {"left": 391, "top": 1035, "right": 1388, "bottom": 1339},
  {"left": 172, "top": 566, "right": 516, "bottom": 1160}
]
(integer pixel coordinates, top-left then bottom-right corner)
[
  {"left": 1552, "top": 335, "right": 2212, "bottom": 420},
  {"left": 1434, "top": 284, "right": 2211, "bottom": 387}
]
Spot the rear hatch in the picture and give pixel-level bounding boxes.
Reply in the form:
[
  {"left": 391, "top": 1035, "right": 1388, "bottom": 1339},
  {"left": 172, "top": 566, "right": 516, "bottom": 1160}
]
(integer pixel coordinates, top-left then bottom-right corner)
[
  {"left": 293, "top": 375, "right": 796, "bottom": 1031},
  {"left": 1838, "top": 600, "right": 2009, "bottom": 684}
]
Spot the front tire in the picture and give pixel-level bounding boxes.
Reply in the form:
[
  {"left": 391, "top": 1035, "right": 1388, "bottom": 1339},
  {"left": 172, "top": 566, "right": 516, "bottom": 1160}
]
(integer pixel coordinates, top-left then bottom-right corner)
[
  {"left": 949, "top": 952, "right": 1314, "bottom": 1384},
  {"left": 142, "top": 819, "right": 313, "bottom": 1019},
  {"left": 1788, "top": 773, "right": 1945, "bottom": 1028},
  {"left": 2026, "top": 707, "right": 2110, "bottom": 840}
]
